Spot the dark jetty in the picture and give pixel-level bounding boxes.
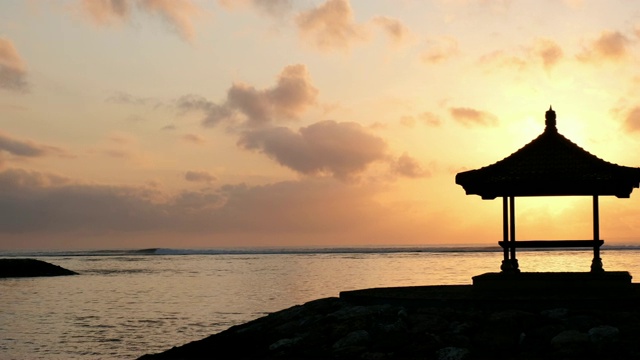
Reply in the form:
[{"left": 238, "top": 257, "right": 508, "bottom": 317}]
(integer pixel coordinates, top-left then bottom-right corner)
[
  {"left": 140, "top": 272, "right": 640, "bottom": 359},
  {"left": 0, "top": 258, "right": 78, "bottom": 278}
]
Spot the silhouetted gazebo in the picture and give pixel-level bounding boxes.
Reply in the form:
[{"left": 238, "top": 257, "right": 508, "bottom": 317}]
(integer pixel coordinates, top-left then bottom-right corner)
[{"left": 456, "top": 107, "right": 640, "bottom": 272}]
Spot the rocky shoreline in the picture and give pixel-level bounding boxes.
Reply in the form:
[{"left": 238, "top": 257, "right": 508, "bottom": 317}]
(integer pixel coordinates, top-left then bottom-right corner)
[
  {"left": 0, "top": 258, "right": 78, "bottom": 278},
  {"left": 139, "top": 281, "right": 640, "bottom": 359}
]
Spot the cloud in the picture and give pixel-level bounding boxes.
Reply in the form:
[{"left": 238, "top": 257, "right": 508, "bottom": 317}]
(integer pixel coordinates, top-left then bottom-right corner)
[
  {"left": 0, "top": 38, "right": 29, "bottom": 93},
  {"left": 449, "top": 107, "right": 498, "bottom": 127},
  {"left": 178, "top": 64, "right": 318, "bottom": 127},
  {"left": 79, "top": 0, "right": 131, "bottom": 25},
  {"left": 534, "top": 38, "right": 564, "bottom": 70},
  {"left": 213, "top": 179, "right": 387, "bottom": 234},
  {"left": 176, "top": 94, "right": 235, "bottom": 127},
  {"left": 217, "top": 0, "right": 292, "bottom": 16},
  {"left": 296, "top": 0, "right": 369, "bottom": 52},
  {"left": 400, "top": 112, "right": 442, "bottom": 128},
  {"left": 478, "top": 38, "right": 564, "bottom": 72},
  {"left": 140, "top": 0, "right": 201, "bottom": 41},
  {"left": 238, "top": 120, "right": 387, "bottom": 180},
  {"left": 102, "top": 149, "right": 133, "bottom": 159},
  {"left": 419, "top": 112, "right": 442, "bottom": 127},
  {"left": 0, "top": 131, "right": 67, "bottom": 159},
  {"left": 77, "top": 0, "right": 203, "bottom": 42},
  {"left": 0, "top": 168, "right": 384, "bottom": 239},
  {"left": 107, "top": 91, "right": 155, "bottom": 106},
  {"left": 182, "top": 133, "right": 206, "bottom": 144},
  {"left": 399, "top": 116, "right": 416, "bottom": 127},
  {"left": 371, "top": 16, "right": 412, "bottom": 47},
  {"left": 0, "top": 168, "right": 167, "bottom": 233},
  {"left": 422, "top": 36, "right": 459, "bottom": 64},
  {"left": 185, "top": 170, "right": 216, "bottom": 183},
  {"left": 0, "top": 168, "right": 454, "bottom": 248},
  {"left": 577, "top": 31, "right": 630, "bottom": 63},
  {"left": 88, "top": 133, "right": 153, "bottom": 165},
  {"left": 477, "top": 49, "right": 527, "bottom": 71},
  {"left": 0, "top": 168, "right": 71, "bottom": 189},
  {"left": 390, "top": 153, "right": 430, "bottom": 178},
  {"left": 227, "top": 83, "right": 274, "bottom": 125},
  {"left": 265, "top": 64, "right": 320, "bottom": 120},
  {"left": 623, "top": 106, "right": 640, "bottom": 133},
  {"left": 108, "top": 133, "right": 135, "bottom": 145}
]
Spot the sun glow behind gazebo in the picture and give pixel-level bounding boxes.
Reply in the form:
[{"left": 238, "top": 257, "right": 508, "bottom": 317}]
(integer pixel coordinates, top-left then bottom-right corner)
[{"left": 456, "top": 107, "right": 640, "bottom": 273}]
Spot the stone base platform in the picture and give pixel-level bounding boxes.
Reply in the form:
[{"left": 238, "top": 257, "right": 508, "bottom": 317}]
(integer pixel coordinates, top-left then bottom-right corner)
[
  {"left": 340, "top": 272, "right": 639, "bottom": 311},
  {"left": 472, "top": 271, "right": 632, "bottom": 292}
]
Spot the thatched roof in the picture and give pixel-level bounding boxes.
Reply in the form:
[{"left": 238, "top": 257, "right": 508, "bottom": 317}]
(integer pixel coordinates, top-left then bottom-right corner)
[{"left": 455, "top": 108, "right": 640, "bottom": 199}]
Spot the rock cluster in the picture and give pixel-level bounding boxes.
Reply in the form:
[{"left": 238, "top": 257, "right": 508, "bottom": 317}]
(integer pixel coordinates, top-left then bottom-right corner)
[
  {"left": 140, "top": 296, "right": 640, "bottom": 359},
  {"left": 0, "top": 258, "right": 78, "bottom": 278}
]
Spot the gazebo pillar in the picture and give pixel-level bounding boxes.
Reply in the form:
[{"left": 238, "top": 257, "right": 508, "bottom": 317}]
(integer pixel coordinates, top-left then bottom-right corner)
[
  {"left": 500, "top": 196, "right": 520, "bottom": 272},
  {"left": 591, "top": 195, "right": 604, "bottom": 272},
  {"left": 500, "top": 197, "right": 510, "bottom": 271},
  {"left": 509, "top": 196, "right": 519, "bottom": 271}
]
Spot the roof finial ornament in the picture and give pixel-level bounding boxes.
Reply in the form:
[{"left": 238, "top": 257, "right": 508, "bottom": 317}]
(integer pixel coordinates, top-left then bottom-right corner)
[{"left": 545, "top": 105, "right": 557, "bottom": 131}]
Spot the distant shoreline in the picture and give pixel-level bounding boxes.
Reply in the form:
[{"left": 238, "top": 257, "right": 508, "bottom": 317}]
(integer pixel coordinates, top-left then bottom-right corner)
[{"left": 4, "top": 243, "right": 640, "bottom": 258}]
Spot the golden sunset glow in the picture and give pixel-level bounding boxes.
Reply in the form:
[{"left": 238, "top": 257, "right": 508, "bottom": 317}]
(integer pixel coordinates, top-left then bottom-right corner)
[{"left": 2, "top": 0, "right": 640, "bottom": 249}]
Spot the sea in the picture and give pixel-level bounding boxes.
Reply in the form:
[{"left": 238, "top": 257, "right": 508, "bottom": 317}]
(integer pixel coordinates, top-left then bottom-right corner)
[{"left": 2, "top": 245, "right": 640, "bottom": 359}]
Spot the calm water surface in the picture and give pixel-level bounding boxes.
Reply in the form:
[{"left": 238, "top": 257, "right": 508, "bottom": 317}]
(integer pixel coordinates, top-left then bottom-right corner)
[{"left": 1, "top": 247, "right": 639, "bottom": 359}]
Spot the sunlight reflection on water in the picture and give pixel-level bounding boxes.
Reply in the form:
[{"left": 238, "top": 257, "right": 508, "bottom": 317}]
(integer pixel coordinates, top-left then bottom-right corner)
[{"left": 0, "top": 249, "right": 639, "bottom": 359}]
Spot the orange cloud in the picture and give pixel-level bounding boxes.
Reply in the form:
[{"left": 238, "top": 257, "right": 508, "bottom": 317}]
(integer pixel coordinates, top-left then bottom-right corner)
[
  {"left": 185, "top": 170, "right": 217, "bottom": 183},
  {"left": 577, "top": 30, "right": 631, "bottom": 63},
  {"left": 107, "top": 91, "right": 157, "bottom": 106},
  {"left": 478, "top": 38, "right": 564, "bottom": 72},
  {"left": 296, "top": 0, "right": 369, "bottom": 52},
  {"left": 400, "top": 112, "right": 442, "bottom": 128},
  {"left": 229, "top": 64, "right": 319, "bottom": 126},
  {"left": 478, "top": 49, "right": 527, "bottom": 71},
  {"left": 182, "top": 133, "right": 206, "bottom": 144},
  {"left": 178, "top": 64, "right": 318, "bottom": 127},
  {"left": 419, "top": 112, "right": 443, "bottom": 127},
  {"left": 0, "top": 131, "right": 67, "bottom": 159},
  {"left": 265, "top": 64, "right": 319, "bottom": 119},
  {"left": 107, "top": 132, "right": 136, "bottom": 145},
  {"left": 141, "top": 0, "right": 201, "bottom": 41},
  {"left": 422, "top": 36, "right": 459, "bottom": 64},
  {"left": 102, "top": 148, "right": 134, "bottom": 159},
  {"left": 390, "top": 153, "right": 430, "bottom": 178},
  {"left": 79, "top": 0, "right": 131, "bottom": 25},
  {"left": 88, "top": 133, "right": 154, "bottom": 165},
  {"left": 238, "top": 120, "right": 387, "bottom": 180},
  {"left": 623, "top": 106, "right": 640, "bottom": 133},
  {"left": 77, "top": 0, "right": 203, "bottom": 42},
  {"left": 175, "top": 94, "right": 235, "bottom": 127},
  {"left": 371, "top": 16, "right": 412, "bottom": 47},
  {"left": 0, "top": 38, "right": 28, "bottom": 92},
  {"left": 449, "top": 107, "right": 498, "bottom": 127},
  {"left": 0, "top": 169, "right": 389, "bottom": 243},
  {"left": 0, "top": 168, "right": 71, "bottom": 189},
  {"left": 399, "top": 115, "right": 416, "bottom": 127},
  {"left": 217, "top": 0, "right": 292, "bottom": 16},
  {"left": 534, "top": 38, "right": 564, "bottom": 70}
]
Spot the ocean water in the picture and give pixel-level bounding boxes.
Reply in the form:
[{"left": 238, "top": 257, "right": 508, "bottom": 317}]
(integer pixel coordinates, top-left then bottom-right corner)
[{"left": 1, "top": 246, "right": 639, "bottom": 359}]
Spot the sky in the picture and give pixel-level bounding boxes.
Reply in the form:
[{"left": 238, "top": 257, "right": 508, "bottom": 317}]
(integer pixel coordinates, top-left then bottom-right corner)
[{"left": 2, "top": 0, "right": 640, "bottom": 250}]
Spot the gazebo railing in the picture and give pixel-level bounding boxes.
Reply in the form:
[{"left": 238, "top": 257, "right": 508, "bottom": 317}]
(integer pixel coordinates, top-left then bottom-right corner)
[{"left": 498, "top": 240, "right": 604, "bottom": 249}]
